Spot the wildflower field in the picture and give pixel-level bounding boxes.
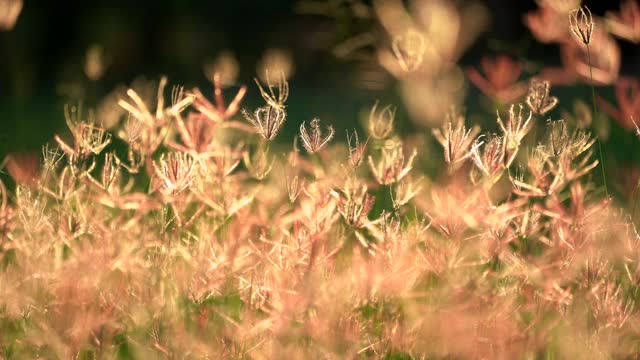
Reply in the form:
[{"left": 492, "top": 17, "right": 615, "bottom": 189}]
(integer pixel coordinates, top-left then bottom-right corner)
[{"left": 2, "top": 0, "right": 640, "bottom": 358}]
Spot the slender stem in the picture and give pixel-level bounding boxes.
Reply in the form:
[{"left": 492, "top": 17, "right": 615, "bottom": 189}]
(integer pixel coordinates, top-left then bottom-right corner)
[
  {"left": 531, "top": 116, "right": 538, "bottom": 148},
  {"left": 632, "top": 180, "right": 640, "bottom": 224},
  {"left": 586, "top": 44, "right": 609, "bottom": 198}
]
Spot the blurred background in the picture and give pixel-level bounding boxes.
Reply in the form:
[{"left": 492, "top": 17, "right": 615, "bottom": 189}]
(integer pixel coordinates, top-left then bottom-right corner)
[{"left": 1, "top": 0, "right": 639, "bottom": 195}]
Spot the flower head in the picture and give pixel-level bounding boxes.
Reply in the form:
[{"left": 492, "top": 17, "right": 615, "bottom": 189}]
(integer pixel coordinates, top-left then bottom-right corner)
[
  {"left": 153, "top": 152, "right": 196, "bottom": 196},
  {"left": 54, "top": 104, "right": 112, "bottom": 176},
  {"left": 368, "top": 101, "right": 396, "bottom": 140},
  {"left": 190, "top": 73, "right": 247, "bottom": 123},
  {"left": 526, "top": 79, "right": 558, "bottom": 115},
  {"left": 286, "top": 174, "right": 304, "bottom": 203},
  {"left": 497, "top": 104, "right": 533, "bottom": 167},
  {"left": 347, "top": 129, "right": 368, "bottom": 168},
  {"left": 432, "top": 109, "right": 479, "bottom": 171},
  {"left": 254, "top": 69, "right": 289, "bottom": 109},
  {"left": 541, "top": 120, "right": 570, "bottom": 158},
  {"left": 469, "top": 135, "right": 506, "bottom": 183},
  {"left": 242, "top": 106, "right": 287, "bottom": 141},
  {"left": 333, "top": 183, "right": 375, "bottom": 228},
  {"left": 391, "top": 177, "right": 423, "bottom": 210},
  {"left": 569, "top": 5, "right": 594, "bottom": 45},
  {"left": 96, "top": 152, "right": 122, "bottom": 195},
  {"left": 118, "top": 77, "right": 193, "bottom": 127},
  {"left": 368, "top": 140, "right": 417, "bottom": 185},
  {"left": 118, "top": 78, "right": 193, "bottom": 169},
  {"left": 299, "top": 118, "right": 334, "bottom": 153}
]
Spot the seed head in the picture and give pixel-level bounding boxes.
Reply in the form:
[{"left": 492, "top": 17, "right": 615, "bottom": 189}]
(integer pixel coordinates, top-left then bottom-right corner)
[
  {"left": 100, "top": 152, "right": 122, "bottom": 194},
  {"left": 299, "top": 118, "right": 334, "bottom": 153},
  {"left": 368, "top": 140, "right": 417, "bottom": 185},
  {"left": 378, "top": 210, "right": 401, "bottom": 242},
  {"left": 347, "top": 129, "right": 368, "bottom": 168},
  {"left": 153, "top": 152, "right": 196, "bottom": 196},
  {"left": 242, "top": 106, "right": 287, "bottom": 141},
  {"left": 254, "top": 69, "right": 289, "bottom": 109},
  {"left": 497, "top": 104, "right": 533, "bottom": 167},
  {"left": 432, "top": 109, "right": 479, "bottom": 171},
  {"left": 469, "top": 135, "right": 506, "bottom": 183},
  {"left": 170, "top": 85, "right": 194, "bottom": 116},
  {"left": 41, "top": 144, "right": 63, "bottom": 174},
  {"left": 16, "top": 184, "right": 47, "bottom": 231},
  {"left": 569, "top": 5, "right": 594, "bottom": 45},
  {"left": 78, "top": 124, "right": 112, "bottom": 156},
  {"left": 526, "top": 79, "right": 558, "bottom": 115},
  {"left": 391, "top": 177, "right": 422, "bottom": 210},
  {"left": 119, "top": 115, "right": 144, "bottom": 144},
  {"left": 286, "top": 174, "right": 304, "bottom": 203},
  {"left": 172, "top": 112, "right": 215, "bottom": 153},
  {"left": 368, "top": 101, "right": 396, "bottom": 140},
  {"left": 334, "top": 184, "right": 375, "bottom": 228},
  {"left": 191, "top": 73, "right": 247, "bottom": 123},
  {"left": 57, "top": 103, "right": 112, "bottom": 158},
  {"left": 118, "top": 76, "right": 193, "bottom": 127},
  {"left": 542, "top": 120, "right": 570, "bottom": 158}
]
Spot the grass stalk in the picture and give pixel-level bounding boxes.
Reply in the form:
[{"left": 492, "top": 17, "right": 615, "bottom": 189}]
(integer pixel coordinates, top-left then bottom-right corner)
[{"left": 586, "top": 44, "right": 609, "bottom": 198}]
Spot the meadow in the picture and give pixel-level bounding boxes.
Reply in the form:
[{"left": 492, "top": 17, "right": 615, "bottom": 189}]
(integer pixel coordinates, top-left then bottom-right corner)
[{"left": 2, "top": 0, "right": 640, "bottom": 358}]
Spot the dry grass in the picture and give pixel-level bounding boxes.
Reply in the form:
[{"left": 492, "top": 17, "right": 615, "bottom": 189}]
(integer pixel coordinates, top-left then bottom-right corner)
[{"left": 2, "top": 1, "right": 640, "bottom": 359}]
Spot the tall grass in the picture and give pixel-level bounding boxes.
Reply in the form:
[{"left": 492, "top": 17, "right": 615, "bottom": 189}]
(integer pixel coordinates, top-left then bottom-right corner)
[{"left": 1, "top": 1, "right": 640, "bottom": 359}]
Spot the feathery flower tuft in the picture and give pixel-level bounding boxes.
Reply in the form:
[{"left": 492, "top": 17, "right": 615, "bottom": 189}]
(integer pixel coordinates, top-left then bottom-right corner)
[
  {"left": 497, "top": 104, "right": 533, "bottom": 167},
  {"left": 118, "top": 76, "right": 193, "bottom": 127},
  {"left": 91, "top": 151, "right": 122, "bottom": 195},
  {"left": 254, "top": 69, "right": 289, "bottom": 109},
  {"left": 153, "top": 152, "right": 196, "bottom": 196},
  {"left": 191, "top": 73, "right": 247, "bottom": 123},
  {"left": 54, "top": 104, "right": 112, "bottom": 177},
  {"left": 368, "top": 140, "right": 417, "bottom": 185},
  {"left": 334, "top": 183, "right": 375, "bottom": 228},
  {"left": 368, "top": 101, "right": 396, "bottom": 140},
  {"left": 433, "top": 109, "right": 480, "bottom": 171},
  {"left": 392, "top": 177, "right": 423, "bottom": 210},
  {"left": 569, "top": 5, "right": 594, "bottom": 45},
  {"left": 541, "top": 120, "right": 570, "bottom": 158},
  {"left": 526, "top": 79, "right": 558, "bottom": 115},
  {"left": 286, "top": 173, "right": 304, "bottom": 203},
  {"left": 299, "top": 118, "right": 334, "bottom": 153},
  {"left": 242, "top": 106, "right": 287, "bottom": 141},
  {"left": 347, "top": 129, "right": 368, "bottom": 168},
  {"left": 469, "top": 135, "right": 506, "bottom": 183}
]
